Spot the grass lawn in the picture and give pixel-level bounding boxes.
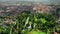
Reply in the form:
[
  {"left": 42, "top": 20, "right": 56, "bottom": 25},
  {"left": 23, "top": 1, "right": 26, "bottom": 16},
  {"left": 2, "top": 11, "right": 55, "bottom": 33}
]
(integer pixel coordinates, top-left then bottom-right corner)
[{"left": 26, "top": 30, "right": 46, "bottom": 34}]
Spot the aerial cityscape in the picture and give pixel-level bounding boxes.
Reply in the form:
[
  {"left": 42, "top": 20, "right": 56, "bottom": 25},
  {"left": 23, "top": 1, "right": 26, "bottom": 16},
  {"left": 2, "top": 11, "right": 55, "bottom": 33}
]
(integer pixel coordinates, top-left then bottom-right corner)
[{"left": 0, "top": 0, "right": 60, "bottom": 34}]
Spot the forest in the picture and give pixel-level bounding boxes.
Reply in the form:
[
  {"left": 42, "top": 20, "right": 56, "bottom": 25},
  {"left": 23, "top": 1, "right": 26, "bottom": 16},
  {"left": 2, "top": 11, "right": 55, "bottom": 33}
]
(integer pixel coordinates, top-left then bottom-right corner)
[{"left": 0, "top": 10, "right": 60, "bottom": 34}]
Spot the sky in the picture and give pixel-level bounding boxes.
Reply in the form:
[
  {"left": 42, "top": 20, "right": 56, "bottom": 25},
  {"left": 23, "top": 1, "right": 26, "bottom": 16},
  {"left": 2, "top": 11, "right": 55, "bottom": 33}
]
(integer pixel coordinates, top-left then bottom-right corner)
[
  {"left": 0, "top": 0, "right": 49, "bottom": 1},
  {"left": 0, "top": 0, "right": 59, "bottom": 1},
  {"left": 0, "top": 0, "right": 60, "bottom": 3}
]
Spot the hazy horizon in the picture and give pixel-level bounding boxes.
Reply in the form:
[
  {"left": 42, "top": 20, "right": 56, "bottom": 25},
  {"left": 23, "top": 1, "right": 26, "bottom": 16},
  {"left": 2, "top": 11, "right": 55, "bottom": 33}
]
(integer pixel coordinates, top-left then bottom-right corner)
[
  {"left": 0, "top": 0, "right": 50, "bottom": 1},
  {"left": 0, "top": 0, "right": 60, "bottom": 5}
]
